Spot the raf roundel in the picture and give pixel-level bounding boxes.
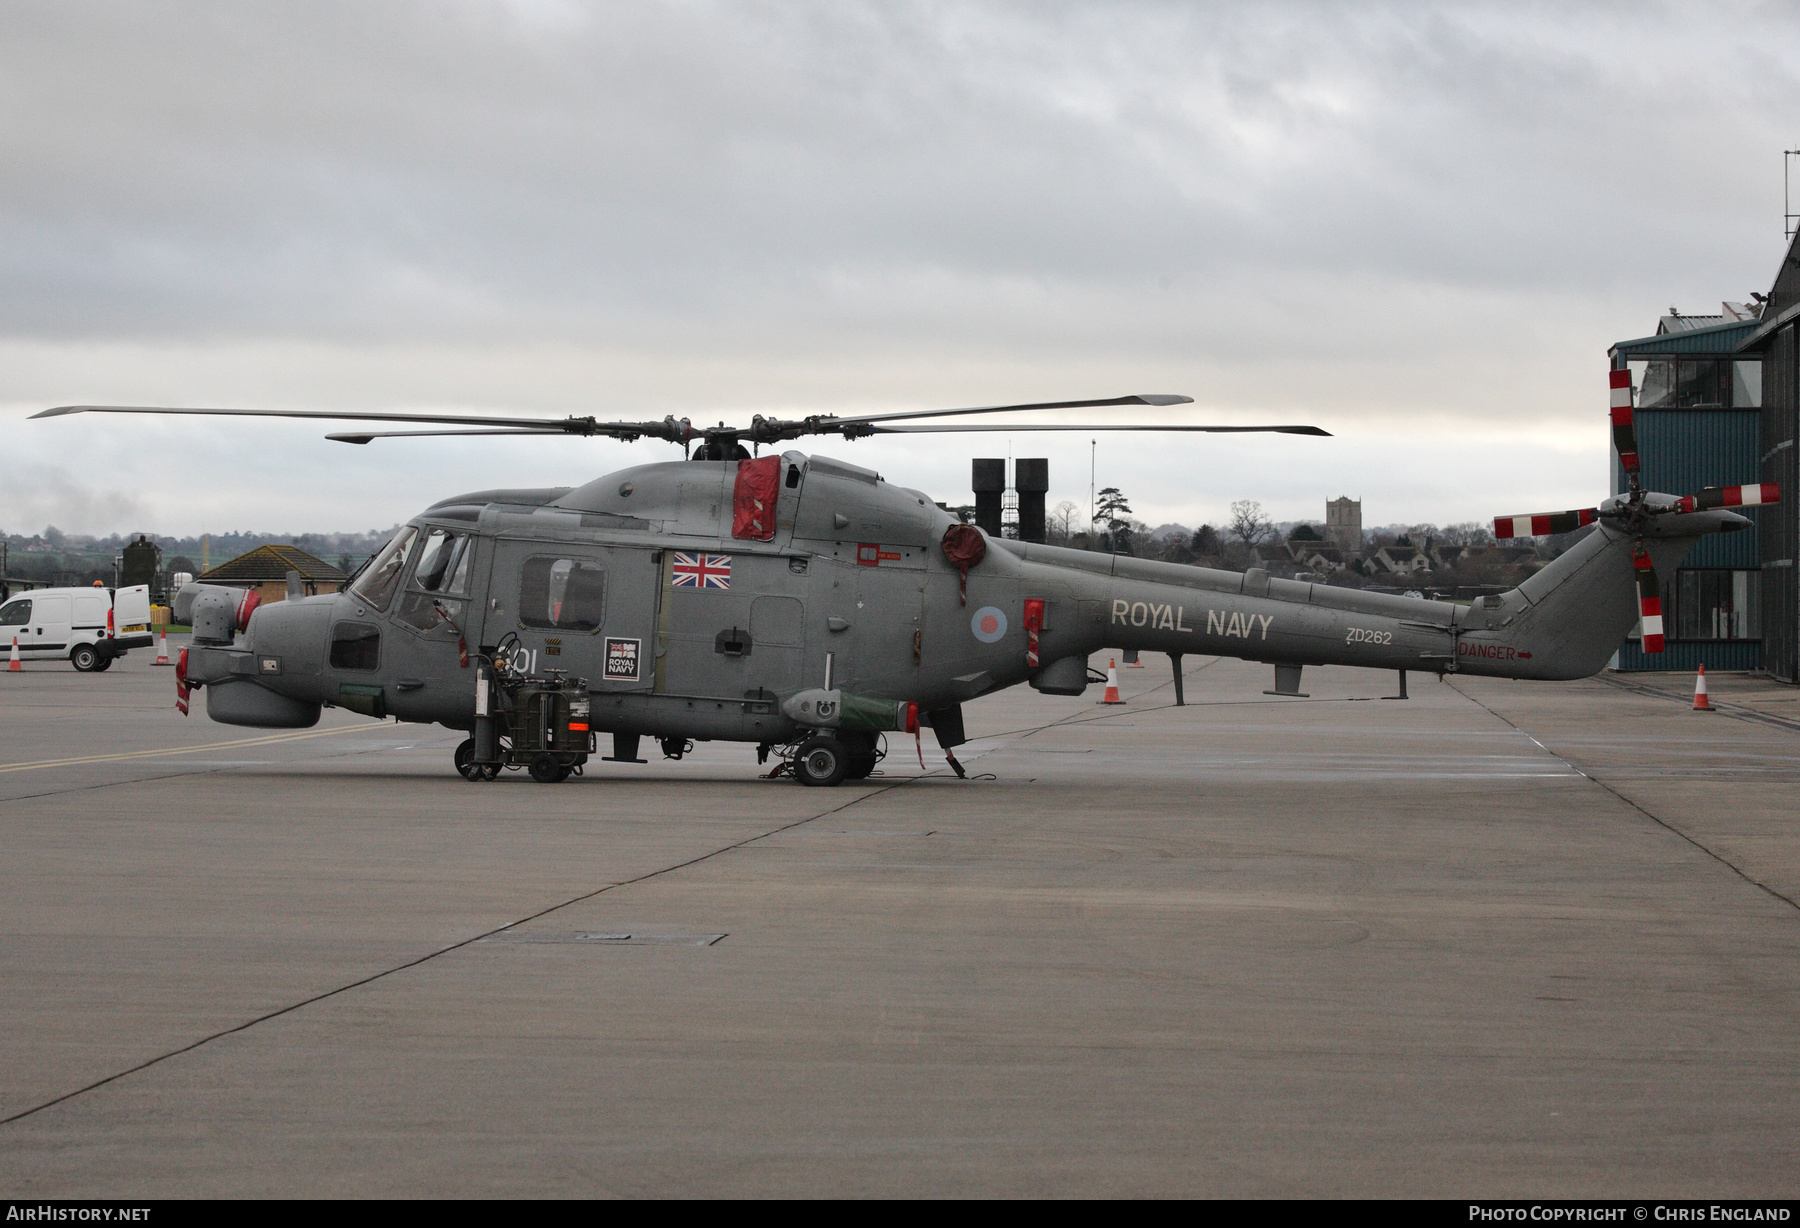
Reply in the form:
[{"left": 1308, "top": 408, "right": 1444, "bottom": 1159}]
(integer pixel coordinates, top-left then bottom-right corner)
[{"left": 971, "top": 605, "right": 1008, "bottom": 644}]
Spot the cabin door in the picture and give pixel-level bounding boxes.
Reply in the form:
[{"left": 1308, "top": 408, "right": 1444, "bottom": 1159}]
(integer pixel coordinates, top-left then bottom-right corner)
[{"left": 482, "top": 539, "right": 661, "bottom": 692}]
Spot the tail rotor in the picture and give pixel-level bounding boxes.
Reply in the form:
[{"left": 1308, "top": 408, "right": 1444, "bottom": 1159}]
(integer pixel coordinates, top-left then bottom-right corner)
[{"left": 1489, "top": 371, "right": 1782, "bottom": 654}]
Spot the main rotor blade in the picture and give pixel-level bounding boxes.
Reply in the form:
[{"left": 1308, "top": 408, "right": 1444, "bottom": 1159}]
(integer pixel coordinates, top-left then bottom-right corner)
[
  {"left": 33, "top": 404, "right": 582, "bottom": 430},
  {"left": 867, "top": 422, "right": 1331, "bottom": 436},
  {"left": 1493, "top": 509, "right": 1597, "bottom": 539},
  {"left": 821, "top": 394, "right": 1195, "bottom": 428},
  {"left": 327, "top": 429, "right": 574, "bottom": 445}
]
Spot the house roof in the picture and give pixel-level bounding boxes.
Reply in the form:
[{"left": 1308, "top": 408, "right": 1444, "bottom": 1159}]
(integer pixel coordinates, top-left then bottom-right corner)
[{"left": 198, "top": 544, "right": 348, "bottom": 584}]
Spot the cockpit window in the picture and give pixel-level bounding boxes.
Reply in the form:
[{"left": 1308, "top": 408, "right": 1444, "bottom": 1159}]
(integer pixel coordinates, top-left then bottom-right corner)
[
  {"left": 519, "top": 556, "right": 605, "bottom": 631},
  {"left": 411, "top": 528, "right": 471, "bottom": 595},
  {"left": 349, "top": 526, "right": 418, "bottom": 612},
  {"left": 395, "top": 529, "right": 474, "bottom": 633}
]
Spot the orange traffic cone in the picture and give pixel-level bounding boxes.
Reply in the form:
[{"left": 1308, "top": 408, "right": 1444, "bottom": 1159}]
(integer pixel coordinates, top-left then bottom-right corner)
[
  {"left": 1692, "top": 663, "right": 1713, "bottom": 712},
  {"left": 1124, "top": 648, "right": 1144, "bottom": 669},
  {"left": 153, "top": 629, "right": 171, "bottom": 666},
  {"left": 1100, "top": 658, "right": 1124, "bottom": 704},
  {"left": 7, "top": 635, "right": 20, "bottom": 672}
]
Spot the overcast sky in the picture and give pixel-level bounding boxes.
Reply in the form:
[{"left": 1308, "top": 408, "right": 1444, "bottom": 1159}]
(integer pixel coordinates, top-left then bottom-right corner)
[{"left": 2, "top": 0, "right": 1797, "bottom": 538}]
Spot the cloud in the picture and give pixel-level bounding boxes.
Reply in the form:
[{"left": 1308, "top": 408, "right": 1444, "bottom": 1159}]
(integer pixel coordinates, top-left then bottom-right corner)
[{"left": 0, "top": 1, "right": 1794, "bottom": 532}]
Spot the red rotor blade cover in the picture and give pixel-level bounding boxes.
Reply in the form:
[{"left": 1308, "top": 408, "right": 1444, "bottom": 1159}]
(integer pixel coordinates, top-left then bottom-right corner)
[
  {"left": 1493, "top": 508, "right": 1596, "bottom": 540},
  {"left": 1676, "top": 484, "right": 1781, "bottom": 514},
  {"left": 1632, "top": 543, "right": 1664, "bottom": 653},
  {"left": 1611, "top": 370, "right": 1639, "bottom": 475}
]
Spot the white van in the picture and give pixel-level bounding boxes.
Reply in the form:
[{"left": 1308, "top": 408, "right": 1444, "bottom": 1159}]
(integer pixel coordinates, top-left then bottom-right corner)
[{"left": 0, "top": 585, "right": 154, "bottom": 672}]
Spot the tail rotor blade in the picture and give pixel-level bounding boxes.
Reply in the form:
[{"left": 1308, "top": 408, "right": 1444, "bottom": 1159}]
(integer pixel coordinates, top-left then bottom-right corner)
[
  {"left": 1493, "top": 509, "right": 1597, "bottom": 539},
  {"left": 1632, "top": 541, "right": 1664, "bottom": 653},
  {"left": 1675, "top": 483, "right": 1782, "bottom": 513},
  {"left": 1610, "top": 370, "right": 1641, "bottom": 480}
]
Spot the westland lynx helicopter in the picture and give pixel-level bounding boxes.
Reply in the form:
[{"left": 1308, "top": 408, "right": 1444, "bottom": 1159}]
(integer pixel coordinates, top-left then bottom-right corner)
[{"left": 35, "top": 375, "right": 1777, "bottom": 786}]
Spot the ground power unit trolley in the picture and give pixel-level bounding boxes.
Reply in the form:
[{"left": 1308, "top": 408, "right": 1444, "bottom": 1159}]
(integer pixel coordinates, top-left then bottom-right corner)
[{"left": 456, "top": 664, "right": 595, "bottom": 783}]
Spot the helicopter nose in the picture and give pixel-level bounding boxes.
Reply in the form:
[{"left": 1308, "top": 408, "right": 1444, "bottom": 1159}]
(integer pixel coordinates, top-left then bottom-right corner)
[{"left": 244, "top": 593, "right": 335, "bottom": 686}]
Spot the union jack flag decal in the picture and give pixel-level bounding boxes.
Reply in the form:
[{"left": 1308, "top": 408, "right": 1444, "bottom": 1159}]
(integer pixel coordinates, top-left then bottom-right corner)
[{"left": 671, "top": 552, "right": 731, "bottom": 589}]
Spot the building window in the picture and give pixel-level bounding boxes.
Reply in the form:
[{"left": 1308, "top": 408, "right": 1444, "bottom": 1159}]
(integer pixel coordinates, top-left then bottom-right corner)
[
  {"left": 1732, "top": 361, "right": 1762, "bottom": 408},
  {"left": 1672, "top": 569, "right": 1760, "bottom": 641},
  {"left": 1632, "top": 358, "right": 1760, "bottom": 409}
]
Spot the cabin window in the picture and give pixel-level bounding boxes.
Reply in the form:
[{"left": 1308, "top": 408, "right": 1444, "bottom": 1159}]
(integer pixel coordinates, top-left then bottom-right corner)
[
  {"left": 350, "top": 526, "right": 418, "bottom": 612},
  {"left": 329, "top": 621, "right": 381, "bottom": 670},
  {"left": 519, "top": 556, "right": 605, "bottom": 632},
  {"left": 0, "top": 599, "right": 29, "bottom": 626}
]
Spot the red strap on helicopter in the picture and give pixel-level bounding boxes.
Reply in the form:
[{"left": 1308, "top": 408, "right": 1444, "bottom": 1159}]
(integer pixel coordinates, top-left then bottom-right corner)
[
  {"left": 1632, "top": 544, "right": 1664, "bottom": 653},
  {"left": 731, "top": 455, "right": 780, "bottom": 541},
  {"left": 175, "top": 647, "right": 190, "bottom": 715},
  {"left": 1023, "top": 598, "right": 1044, "bottom": 668}
]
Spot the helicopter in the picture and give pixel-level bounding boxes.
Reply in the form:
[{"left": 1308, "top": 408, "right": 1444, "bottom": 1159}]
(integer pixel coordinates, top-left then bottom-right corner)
[{"left": 32, "top": 379, "right": 1774, "bottom": 786}]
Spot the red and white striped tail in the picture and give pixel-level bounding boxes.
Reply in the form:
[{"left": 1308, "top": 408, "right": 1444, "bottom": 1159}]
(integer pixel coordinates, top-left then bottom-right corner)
[
  {"left": 1494, "top": 508, "right": 1596, "bottom": 540},
  {"left": 1632, "top": 544, "right": 1663, "bottom": 653},
  {"left": 1676, "top": 484, "right": 1781, "bottom": 513}
]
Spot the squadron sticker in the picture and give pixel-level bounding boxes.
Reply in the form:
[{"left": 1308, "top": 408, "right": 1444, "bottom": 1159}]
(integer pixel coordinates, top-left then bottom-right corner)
[
  {"left": 604, "top": 637, "right": 642, "bottom": 681},
  {"left": 971, "top": 605, "right": 1008, "bottom": 644}
]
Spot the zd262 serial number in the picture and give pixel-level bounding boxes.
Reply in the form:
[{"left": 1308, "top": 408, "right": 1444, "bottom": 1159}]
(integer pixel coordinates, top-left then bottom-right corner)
[{"left": 1346, "top": 627, "right": 1393, "bottom": 645}]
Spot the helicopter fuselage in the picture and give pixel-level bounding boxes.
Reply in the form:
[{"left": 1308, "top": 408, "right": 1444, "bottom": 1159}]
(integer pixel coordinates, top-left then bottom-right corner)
[{"left": 178, "top": 451, "right": 1745, "bottom": 752}]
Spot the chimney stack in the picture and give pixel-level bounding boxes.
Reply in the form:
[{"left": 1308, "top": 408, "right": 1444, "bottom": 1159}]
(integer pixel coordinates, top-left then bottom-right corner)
[
  {"left": 971, "top": 459, "right": 1005, "bottom": 536},
  {"left": 1015, "top": 458, "right": 1048, "bottom": 543}
]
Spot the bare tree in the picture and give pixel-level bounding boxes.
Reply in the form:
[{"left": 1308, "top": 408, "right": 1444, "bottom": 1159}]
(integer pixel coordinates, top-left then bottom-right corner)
[
  {"left": 1439, "top": 521, "right": 1496, "bottom": 547},
  {"left": 1228, "top": 500, "right": 1271, "bottom": 550},
  {"left": 1051, "top": 500, "right": 1081, "bottom": 545}
]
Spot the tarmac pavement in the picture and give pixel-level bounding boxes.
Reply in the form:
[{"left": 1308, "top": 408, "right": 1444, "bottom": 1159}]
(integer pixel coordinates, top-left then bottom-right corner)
[{"left": 2, "top": 645, "right": 1797, "bottom": 1196}]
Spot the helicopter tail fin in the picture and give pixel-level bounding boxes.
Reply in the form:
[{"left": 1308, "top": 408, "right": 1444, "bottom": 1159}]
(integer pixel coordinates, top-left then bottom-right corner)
[{"left": 1473, "top": 509, "right": 1746, "bottom": 680}]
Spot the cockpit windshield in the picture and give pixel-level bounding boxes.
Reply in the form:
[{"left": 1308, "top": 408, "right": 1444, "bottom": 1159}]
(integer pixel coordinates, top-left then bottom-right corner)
[{"left": 350, "top": 526, "right": 418, "bottom": 612}]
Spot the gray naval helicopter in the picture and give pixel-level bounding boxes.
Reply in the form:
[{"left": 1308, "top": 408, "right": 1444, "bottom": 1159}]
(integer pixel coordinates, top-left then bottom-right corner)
[{"left": 34, "top": 379, "right": 1777, "bottom": 786}]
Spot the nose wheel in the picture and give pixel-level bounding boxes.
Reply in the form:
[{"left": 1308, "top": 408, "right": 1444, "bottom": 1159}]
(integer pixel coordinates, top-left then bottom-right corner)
[{"left": 453, "top": 738, "right": 498, "bottom": 782}]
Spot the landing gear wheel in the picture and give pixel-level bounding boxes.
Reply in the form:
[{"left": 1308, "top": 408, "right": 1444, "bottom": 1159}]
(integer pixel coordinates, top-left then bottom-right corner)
[
  {"left": 70, "top": 644, "right": 99, "bottom": 672},
  {"left": 793, "top": 736, "right": 848, "bottom": 787},
  {"left": 840, "top": 732, "right": 879, "bottom": 780},
  {"left": 479, "top": 763, "right": 500, "bottom": 781},
  {"left": 454, "top": 738, "right": 481, "bottom": 781},
  {"left": 530, "top": 753, "right": 562, "bottom": 784}
]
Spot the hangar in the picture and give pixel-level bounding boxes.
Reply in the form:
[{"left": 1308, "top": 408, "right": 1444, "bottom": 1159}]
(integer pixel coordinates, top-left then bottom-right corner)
[{"left": 1606, "top": 222, "right": 1800, "bottom": 679}]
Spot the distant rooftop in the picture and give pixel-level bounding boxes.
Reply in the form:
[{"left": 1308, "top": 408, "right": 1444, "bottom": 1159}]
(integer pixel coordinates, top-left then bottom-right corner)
[{"left": 198, "top": 544, "right": 348, "bottom": 584}]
